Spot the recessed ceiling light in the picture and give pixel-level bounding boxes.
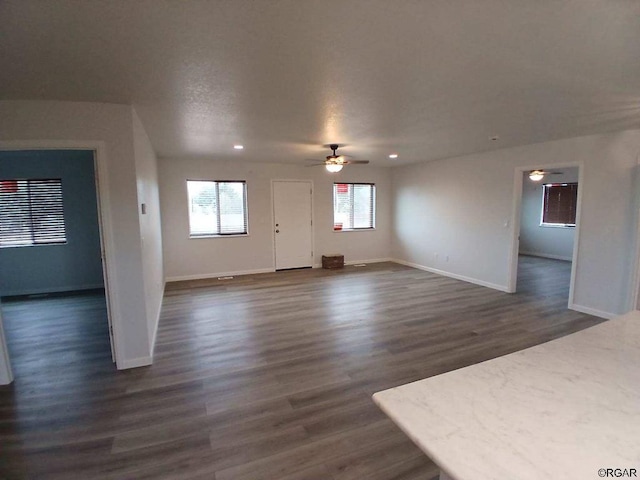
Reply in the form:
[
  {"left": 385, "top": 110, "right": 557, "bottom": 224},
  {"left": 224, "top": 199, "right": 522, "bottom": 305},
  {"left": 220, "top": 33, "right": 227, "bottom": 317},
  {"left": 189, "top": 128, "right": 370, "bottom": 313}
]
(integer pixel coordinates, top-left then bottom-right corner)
[
  {"left": 233, "top": 145, "right": 244, "bottom": 150},
  {"left": 389, "top": 154, "right": 398, "bottom": 159}
]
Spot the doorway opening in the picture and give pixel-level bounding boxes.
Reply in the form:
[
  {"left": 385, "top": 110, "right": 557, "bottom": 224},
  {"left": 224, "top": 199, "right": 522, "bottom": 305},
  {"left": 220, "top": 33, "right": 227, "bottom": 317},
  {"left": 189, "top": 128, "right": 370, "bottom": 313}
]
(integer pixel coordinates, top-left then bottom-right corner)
[
  {"left": 509, "top": 165, "right": 582, "bottom": 307},
  {"left": 0, "top": 149, "right": 115, "bottom": 383}
]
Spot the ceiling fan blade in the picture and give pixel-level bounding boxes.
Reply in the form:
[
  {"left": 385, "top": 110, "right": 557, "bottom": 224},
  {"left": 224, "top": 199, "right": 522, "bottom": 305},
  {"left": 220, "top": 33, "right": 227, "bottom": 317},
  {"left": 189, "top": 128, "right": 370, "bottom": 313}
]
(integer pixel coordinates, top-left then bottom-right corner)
[
  {"left": 343, "top": 160, "right": 370, "bottom": 165},
  {"left": 305, "top": 163, "right": 326, "bottom": 167},
  {"left": 307, "top": 144, "right": 366, "bottom": 168},
  {"left": 549, "top": 171, "right": 563, "bottom": 175},
  {"left": 322, "top": 143, "right": 348, "bottom": 149}
]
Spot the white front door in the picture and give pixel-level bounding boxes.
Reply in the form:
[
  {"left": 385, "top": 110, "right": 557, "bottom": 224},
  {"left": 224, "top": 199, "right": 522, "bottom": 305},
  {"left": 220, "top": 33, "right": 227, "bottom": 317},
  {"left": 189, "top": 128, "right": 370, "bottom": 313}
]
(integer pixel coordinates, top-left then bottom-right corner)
[{"left": 273, "top": 181, "right": 313, "bottom": 270}]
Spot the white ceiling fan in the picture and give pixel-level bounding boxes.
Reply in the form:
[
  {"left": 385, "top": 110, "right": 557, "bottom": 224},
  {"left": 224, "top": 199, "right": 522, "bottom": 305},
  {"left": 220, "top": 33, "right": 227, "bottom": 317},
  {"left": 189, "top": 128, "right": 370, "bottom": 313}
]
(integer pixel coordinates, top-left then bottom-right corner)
[
  {"left": 308, "top": 144, "right": 370, "bottom": 172},
  {"left": 528, "top": 169, "right": 563, "bottom": 181}
]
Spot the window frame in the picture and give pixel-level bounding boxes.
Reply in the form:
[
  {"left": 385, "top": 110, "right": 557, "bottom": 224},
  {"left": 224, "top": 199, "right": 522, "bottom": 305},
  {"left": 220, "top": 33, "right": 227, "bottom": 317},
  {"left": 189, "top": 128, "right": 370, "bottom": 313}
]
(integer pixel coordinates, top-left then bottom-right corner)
[
  {"left": 186, "top": 179, "right": 249, "bottom": 238},
  {"left": 332, "top": 182, "right": 376, "bottom": 232},
  {"left": 540, "top": 182, "right": 578, "bottom": 228},
  {"left": 0, "top": 178, "right": 67, "bottom": 248}
]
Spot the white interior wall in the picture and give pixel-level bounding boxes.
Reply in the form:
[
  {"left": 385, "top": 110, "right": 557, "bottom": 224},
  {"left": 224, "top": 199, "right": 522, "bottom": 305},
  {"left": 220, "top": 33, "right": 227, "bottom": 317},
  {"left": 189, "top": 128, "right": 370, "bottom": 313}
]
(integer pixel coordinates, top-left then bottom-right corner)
[
  {"left": 1, "top": 100, "right": 637, "bottom": 377},
  {"left": 159, "top": 158, "right": 392, "bottom": 280},
  {"left": 0, "top": 100, "right": 155, "bottom": 369},
  {"left": 132, "top": 109, "right": 165, "bottom": 352},
  {"left": 519, "top": 167, "right": 579, "bottom": 261},
  {"left": 392, "top": 130, "right": 640, "bottom": 317}
]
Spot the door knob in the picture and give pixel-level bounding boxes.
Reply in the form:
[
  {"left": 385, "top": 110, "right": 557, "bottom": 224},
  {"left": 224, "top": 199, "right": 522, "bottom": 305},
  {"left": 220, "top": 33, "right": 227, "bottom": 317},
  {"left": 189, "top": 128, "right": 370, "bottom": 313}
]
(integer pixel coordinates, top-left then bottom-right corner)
[{"left": 276, "top": 230, "right": 280, "bottom": 233}]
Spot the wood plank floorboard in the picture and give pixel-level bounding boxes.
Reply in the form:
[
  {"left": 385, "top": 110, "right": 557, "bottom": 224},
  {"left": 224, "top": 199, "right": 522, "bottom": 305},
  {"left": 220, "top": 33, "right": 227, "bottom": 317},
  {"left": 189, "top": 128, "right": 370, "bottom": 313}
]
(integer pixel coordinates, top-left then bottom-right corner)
[{"left": 0, "top": 256, "right": 603, "bottom": 479}]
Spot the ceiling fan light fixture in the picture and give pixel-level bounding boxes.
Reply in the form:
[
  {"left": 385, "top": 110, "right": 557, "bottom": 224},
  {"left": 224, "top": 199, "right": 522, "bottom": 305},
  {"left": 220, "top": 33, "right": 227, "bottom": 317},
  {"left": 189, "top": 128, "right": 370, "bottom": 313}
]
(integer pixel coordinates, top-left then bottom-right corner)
[
  {"left": 529, "top": 170, "right": 544, "bottom": 182},
  {"left": 325, "top": 163, "right": 343, "bottom": 173}
]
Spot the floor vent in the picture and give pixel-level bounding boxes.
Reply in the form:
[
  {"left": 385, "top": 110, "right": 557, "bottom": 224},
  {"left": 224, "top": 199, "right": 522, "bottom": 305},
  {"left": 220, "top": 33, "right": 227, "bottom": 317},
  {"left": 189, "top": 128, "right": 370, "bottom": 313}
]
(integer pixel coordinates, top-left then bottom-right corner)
[
  {"left": 353, "top": 264, "right": 367, "bottom": 267},
  {"left": 217, "top": 276, "right": 234, "bottom": 280}
]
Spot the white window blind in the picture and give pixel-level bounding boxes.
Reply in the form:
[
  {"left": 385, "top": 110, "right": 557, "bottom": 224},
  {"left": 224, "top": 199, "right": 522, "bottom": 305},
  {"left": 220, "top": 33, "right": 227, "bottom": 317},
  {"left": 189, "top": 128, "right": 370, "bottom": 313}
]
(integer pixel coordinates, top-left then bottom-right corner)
[
  {"left": 0, "top": 179, "right": 67, "bottom": 248},
  {"left": 333, "top": 183, "right": 376, "bottom": 230},
  {"left": 187, "top": 180, "right": 248, "bottom": 236}
]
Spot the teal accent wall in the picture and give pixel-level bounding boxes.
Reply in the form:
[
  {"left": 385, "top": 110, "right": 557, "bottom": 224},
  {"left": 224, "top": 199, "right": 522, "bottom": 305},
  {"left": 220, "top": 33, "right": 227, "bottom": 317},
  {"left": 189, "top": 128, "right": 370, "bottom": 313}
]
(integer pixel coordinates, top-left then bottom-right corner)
[{"left": 0, "top": 150, "right": 104, "bottom": 296}]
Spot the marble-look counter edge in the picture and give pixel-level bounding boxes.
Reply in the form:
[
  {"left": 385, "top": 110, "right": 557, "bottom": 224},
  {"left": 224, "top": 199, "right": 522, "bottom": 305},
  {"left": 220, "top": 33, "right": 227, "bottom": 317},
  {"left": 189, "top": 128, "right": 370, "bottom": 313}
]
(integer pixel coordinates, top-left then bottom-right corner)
[{"left": 372, "top": 311, "right": 640, "bottom": 480}]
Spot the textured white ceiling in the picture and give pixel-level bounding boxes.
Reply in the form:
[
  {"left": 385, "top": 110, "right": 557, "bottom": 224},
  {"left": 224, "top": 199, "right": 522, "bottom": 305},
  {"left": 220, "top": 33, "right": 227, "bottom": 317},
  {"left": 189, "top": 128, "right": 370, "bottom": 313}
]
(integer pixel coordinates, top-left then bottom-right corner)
[{"left": 1, "top": 0, "right": 639, "bottom": 166}]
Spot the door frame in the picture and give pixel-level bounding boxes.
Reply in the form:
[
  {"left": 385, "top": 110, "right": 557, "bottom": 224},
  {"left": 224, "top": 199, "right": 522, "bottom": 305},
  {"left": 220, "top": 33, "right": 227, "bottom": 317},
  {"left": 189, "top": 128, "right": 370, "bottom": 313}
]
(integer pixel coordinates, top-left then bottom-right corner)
[
  {"left": 271, "top": 179, "right": 314, "bottom": 270},
  {"left": 507, "top": 161, "right": 584, "bottom": 309},
  {"left": 631, "top": 185, "right": 640, "bottom": 312},
  {"left": 0, "top": 303, "right": 12, "bottom": 385},
  {"left": 0, "top": 140, "right": 121, "bottom": 376}
]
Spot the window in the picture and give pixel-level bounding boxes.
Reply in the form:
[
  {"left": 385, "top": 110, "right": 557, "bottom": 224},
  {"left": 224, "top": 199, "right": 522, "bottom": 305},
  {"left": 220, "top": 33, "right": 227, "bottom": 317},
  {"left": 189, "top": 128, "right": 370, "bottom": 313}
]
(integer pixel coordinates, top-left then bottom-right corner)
[
  {"left": 0, "top": 178, "right": 67, "bottom": 248},
  {"left": 541, "top": 183, "right": 578, "bottom": 226},
  {"left": 333, "top": 183, "right": 375, "bottom": 230},
  {"left": 187, "top": 180, "right": 248, "bottom": 236}
]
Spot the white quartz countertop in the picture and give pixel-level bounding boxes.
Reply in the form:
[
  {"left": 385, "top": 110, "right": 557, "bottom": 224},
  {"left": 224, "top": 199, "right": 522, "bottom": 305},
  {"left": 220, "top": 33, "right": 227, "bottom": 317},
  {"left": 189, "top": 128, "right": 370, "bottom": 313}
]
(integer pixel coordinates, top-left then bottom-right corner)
[{"left": 373, "top": 311, "right": 640, "bottom": 480}]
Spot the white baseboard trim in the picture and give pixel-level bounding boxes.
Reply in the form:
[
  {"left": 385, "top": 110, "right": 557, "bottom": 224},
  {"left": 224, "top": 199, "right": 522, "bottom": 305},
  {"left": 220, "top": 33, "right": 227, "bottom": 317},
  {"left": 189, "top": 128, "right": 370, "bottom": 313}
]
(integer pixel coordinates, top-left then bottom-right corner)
[
  {"left": 0, "top": 283, "right": 105, "bottom": 297},
  {"left": 171, "top": 259, "right": 395, "bottom": 278},
  {"left": 312, "top": 258, "right": 392, "bottom": 269},
  {"left": 345, "top": 257, "right": 392, "bottom": 266},
  {"left": 391, "top": 258, "right": 511, "bottom": 293},
  {"left": 118, "top": 355, "right": 153, "bottom": 370},
  {"left": 166, "top": 268, "right": 274, "bottom": 283},
  {"left": 519, "top": 251, "right": 572, "bottom": 262},
  {"left": 568, "top": 303, "right": 615, "bottom": 320}
]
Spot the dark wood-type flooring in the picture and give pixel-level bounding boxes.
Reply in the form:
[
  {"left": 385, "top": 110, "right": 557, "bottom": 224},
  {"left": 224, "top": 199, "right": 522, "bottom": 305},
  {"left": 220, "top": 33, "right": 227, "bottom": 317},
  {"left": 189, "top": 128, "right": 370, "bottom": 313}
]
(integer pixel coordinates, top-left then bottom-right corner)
[{"left": 0, "top": 256, "right": 603, "bottom": 479}]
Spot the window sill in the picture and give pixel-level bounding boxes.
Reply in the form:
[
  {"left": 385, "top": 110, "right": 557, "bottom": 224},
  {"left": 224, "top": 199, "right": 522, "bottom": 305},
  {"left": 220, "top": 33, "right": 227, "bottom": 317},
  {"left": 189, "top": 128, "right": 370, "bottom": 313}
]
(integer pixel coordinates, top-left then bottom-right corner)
[
  {"left": 333, "top": 228, "right": 376, "bottom": 232},
  {"left": 539, "top": 224, "right": 575, "bottom": 229},
  {"left": 189, "top": 234, "right": 249, "bottom": 239},
  {"left": 0, "top": 242, "right": 67, "bottom": 249}
]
